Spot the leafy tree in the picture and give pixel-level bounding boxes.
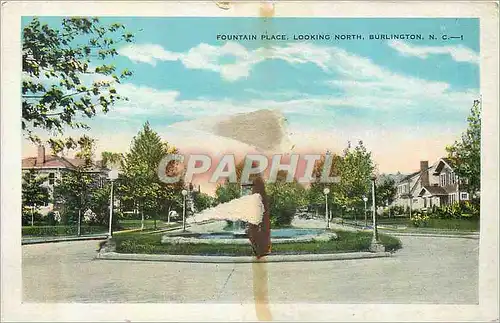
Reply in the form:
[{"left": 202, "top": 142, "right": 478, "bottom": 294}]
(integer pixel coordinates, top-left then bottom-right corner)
[
  {"left": 375, "top": 177, "right": 397, "bottom": 209},
  {"left": 446, "top": 99, "right": 481, "bottom": 200},
  {"left": 266, "top": 170, "right": 307, "bottom": 227},
  {"left": 214, "top": 160, "right": 247, "bottom": 205},
  {"left": 87, "top": 185, "right": 118, "bottom": 227},
  {"left": 74, "top": 135, "right": 96, "bottom": 166},
  {"left": 305, "top": 143, "right": 374, "bottom": 221},
  {"left": 22, "top": 170, "right": 50, "bottom": 207},
  {"left": 307, "top": 152, "right": 342, "bottom": 217},
  {"left": 22, "top": 17, "right": 134, "bottom": 148},
  {"left": 22, "top": 170, "right": 50, "bottom": 225},
  {"left": 53, "top": 138, "right": 103, "bottom": 234},
  {"left": 337, "top": 141, "right": 375, "bottom": 219},
  {"left": 101, "top": 151, "right": 123, "bottom": 168},
  {"left": 215, "top": 182, "right": 241, "bottom": 204},
  {"left": 121, "top": 122, "right": 181, "bottom": 229},
  {"left": 54, "top": 167, "right": 95, "bottom": 233},
  {"left": 193, "top": 192, "right": 215, "bottom": 212}
]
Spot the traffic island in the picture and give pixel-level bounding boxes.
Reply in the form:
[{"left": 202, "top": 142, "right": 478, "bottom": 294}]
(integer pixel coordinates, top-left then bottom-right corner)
[
  {"left": 94, "top": 229, "right": 401, "bottom": 262},
  {"left": 96, "top": 250, "right": 393, "bottom": 263}
]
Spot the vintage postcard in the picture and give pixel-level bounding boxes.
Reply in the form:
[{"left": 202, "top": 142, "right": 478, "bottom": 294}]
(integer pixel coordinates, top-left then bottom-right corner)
[{"left": 1, "top": 1, "right": 499, "bottom": 322}]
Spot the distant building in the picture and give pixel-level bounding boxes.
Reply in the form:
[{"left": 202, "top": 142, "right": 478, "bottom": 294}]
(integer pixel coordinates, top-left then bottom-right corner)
[
  {"left": 22, "top": 145, "right": 109, "bottom": 212},
  {"left": 393, "top": 158, "right": 470, "bottom": 212}
]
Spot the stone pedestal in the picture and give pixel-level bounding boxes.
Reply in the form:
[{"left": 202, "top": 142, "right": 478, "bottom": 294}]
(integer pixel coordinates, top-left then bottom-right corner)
[
  {"left": 99, "top": 238, "right": 116, "bottom": 253},
  {"left": 369, "top": 239, "right": 385, "bottom": 253}
]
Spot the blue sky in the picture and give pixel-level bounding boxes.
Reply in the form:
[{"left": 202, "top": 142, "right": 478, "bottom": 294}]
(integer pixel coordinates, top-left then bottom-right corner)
[{"left": 22, "top": 17, "right": 480, "bottom": 173}]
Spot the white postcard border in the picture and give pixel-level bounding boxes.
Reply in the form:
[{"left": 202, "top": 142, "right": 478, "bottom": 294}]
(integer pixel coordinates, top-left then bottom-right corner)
[{"left": 1, "top": 1, "right": 498, "bottom": 322}]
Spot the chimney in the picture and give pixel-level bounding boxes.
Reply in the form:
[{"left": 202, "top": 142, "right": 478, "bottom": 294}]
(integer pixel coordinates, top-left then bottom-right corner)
[
  {"left": 420, "top": 160, "right": 429, "bottom": 187},
  {"left": 37, "top": 145, "right": 45, "bottom": 165}
]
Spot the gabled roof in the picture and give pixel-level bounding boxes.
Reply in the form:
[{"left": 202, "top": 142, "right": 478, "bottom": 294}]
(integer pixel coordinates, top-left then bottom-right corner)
[
  {"left": 399, "top": 170, "right": 421, "bottom": 183},
  {"left": 22, "top": 155, "right": 75, "bottom": 169},
  {"left": 418, "top": 185, "right": 448, "bottom": 197},
  {"left": 22, "top": 155, "right": 106, "bottom": 172},
  {"left": 398, "top": 166, "right": 432, "bottom": 184},
  {"left": 433, "top": 158, "right": 453, "bottom": 175}
]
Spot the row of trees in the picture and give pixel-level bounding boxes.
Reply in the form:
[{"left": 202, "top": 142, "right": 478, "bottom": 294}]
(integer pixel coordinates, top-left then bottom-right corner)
[
  {"left": 21, "top": 17, "right": 219, "bottom": 229},
  {"left": 20, "top": 17, "right": 481, "bottom": 230},
  {"left": 54, "top": 122, "right": 188, "bottom": 229},
  {"left": 213, "top": 141, "right": 393, "bottom": 227}
]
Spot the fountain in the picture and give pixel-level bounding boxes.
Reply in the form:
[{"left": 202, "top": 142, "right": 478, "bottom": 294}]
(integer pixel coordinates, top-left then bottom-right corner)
[{"left": 163, "top": 177, "right": 337, "bottom": 255}]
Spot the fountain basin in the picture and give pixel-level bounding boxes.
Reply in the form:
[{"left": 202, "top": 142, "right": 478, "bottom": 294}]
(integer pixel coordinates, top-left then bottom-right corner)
[{"left": 161, "top": 228, "right": 337, "bottom": 245}]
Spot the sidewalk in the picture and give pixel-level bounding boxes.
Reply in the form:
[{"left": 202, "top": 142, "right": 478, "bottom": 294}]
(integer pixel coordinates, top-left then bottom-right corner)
[
  {"left": 22, "top": 233, "right": 109, "bottom": 245},
  {"left": 381, "top": 231, "right": 479, "bottom": 239}
]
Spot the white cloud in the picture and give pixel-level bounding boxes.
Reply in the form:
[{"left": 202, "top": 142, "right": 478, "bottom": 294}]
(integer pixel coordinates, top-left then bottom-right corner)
[
  {"left": 387, "top": 40, "right": 479, "bottom": 64},
  {"left": 117, "top": 44, "right": 180, "bottom": 66},
  {"left": 118, "top": 42, "right": 334, "bottom": 82},
  {"left": 113, "top": 41, "right": 478, "bottom": 127}
]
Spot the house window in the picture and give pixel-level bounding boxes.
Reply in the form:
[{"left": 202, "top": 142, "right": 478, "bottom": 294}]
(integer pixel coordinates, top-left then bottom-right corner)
[
  {"left": 48, "top": 173, "right": 55, "bottom": 185},
  {"left": 451, "top": 172, "right": 456, "bottom": 184},
  {"left": 460, "top": 192, "right": 469, "bottom": 200},
  {"left": 440, "top": 174, "right": 445, "bottom": 186}
]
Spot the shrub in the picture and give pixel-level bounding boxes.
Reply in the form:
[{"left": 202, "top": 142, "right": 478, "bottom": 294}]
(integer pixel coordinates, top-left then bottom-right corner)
[
  {"left": 267, "top": 183, "right": 303, "bottom": 227},
  {"left": 22, "top": 225, "right": 107, "bottom": 236},
  {"left": 21, "top": 207, "right": 44, "bottom": 226},
  {"left": 113, "top": 230, "right": 403, "bottom": 255},
  {"left": 46, "top": 211, "right": 59, "bottom": 226},
  {"left": 390, "top": 205, "right": 405, "bottom": 216},
  {"left": 430, "top": 201, "right": 479, "bottom": 220},
  {"left": 411, "top": 214, "right": 430, "bottom": 227}
]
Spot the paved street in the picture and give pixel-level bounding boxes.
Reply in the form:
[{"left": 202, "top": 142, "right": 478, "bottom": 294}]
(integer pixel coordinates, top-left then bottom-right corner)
[{"left": 22, "top": 235, "right": 478, "bottom": 303}]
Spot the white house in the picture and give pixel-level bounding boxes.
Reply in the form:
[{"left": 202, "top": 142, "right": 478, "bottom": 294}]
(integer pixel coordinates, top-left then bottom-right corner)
[
  {"left": 393, "top": 158, "right": 469, "bottom": 213},
  {"left": 22, "top": 145, "right": 110, "bottom": 213}
]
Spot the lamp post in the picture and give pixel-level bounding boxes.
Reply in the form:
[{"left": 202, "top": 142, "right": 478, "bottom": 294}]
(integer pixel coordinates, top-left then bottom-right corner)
[
  {"left": 181, "top": 189, "right": 188, "bottom": 232},
  {"left": 369, "top": 175, "right": 385, "bottom": 252},
  {"left": 323, "top": 187, "right": 330, "bottom": 229},
  {"left": 107, "top": 169, "right": 118, "bottom": 237},
  {"left": 31, "top": 203, "right": 36, "bottom": 226},
  {"left": 362, "top": 196, "right": 368, "bottom": 227}
]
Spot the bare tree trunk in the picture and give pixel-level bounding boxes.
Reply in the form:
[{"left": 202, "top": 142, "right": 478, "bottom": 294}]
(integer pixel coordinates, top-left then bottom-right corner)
[
  {"left": 409, "top": 198, "right": 412, "bottom": 220},
  {"left": 141, "top": 209, "right": 144, "bottom": 231},
  {"left": 77, "top": 209, "right": 81, "bottom": 236},
  {"left": 167, "top": 205, "right": 171, "bottom": 223}
]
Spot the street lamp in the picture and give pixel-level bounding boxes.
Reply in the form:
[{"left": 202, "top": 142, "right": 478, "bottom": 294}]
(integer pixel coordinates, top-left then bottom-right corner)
[
  {"left": 31, "top": 203, "right": 36, "bottom": 227},
  {"left": 362, "top": 196, "right": 368, "bottom": 227},
  {"left": 181, "top": 189, "right": 188, "bottom": 232},
  {"left": 370, "top": 175, "right": 385, "bottom": 252},
  {"left": 107, "top": 169, "right": 119, "bottom": 237},
  {"left": 323, "top": 187, "right": 330, "bottom": 229}
]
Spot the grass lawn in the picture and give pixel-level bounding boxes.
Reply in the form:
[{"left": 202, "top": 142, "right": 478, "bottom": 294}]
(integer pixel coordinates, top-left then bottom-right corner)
[
  {"left": 118, "top": 219, "right": 178, "bottom": 230},
  {"left": 112, "top": 230, "right": 402, "bottom": 256},
  {"left": 376, "top": 217, "right": 479, "bottom": 232}
]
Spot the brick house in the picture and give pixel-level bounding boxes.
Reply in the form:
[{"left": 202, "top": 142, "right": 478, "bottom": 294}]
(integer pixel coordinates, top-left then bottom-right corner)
[
  {"left": 393, "top": 158, "right": 470, "bottom": 213},
  {"left": 22, "top": 145, "right": 109, "bottom": 213}
]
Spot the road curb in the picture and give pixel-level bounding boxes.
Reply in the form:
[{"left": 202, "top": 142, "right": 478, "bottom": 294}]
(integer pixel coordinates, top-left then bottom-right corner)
[
  {"left": 95, "top": 251, "right": 393, "bottom": 263},
  {"left": 22, "top": 235, "right": 109, "bottom": 245},
  {"left": 385, "top": 232, "right": 479, "bottom": 239}
]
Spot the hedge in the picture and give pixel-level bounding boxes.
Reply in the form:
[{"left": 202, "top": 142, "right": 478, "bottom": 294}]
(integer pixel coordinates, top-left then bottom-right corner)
[
  {"left": 22, "top": 225, "right": 108, "bottom": 237},
  {"left": 113, "top": 230, "right": 402, "bottom": 255}
]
